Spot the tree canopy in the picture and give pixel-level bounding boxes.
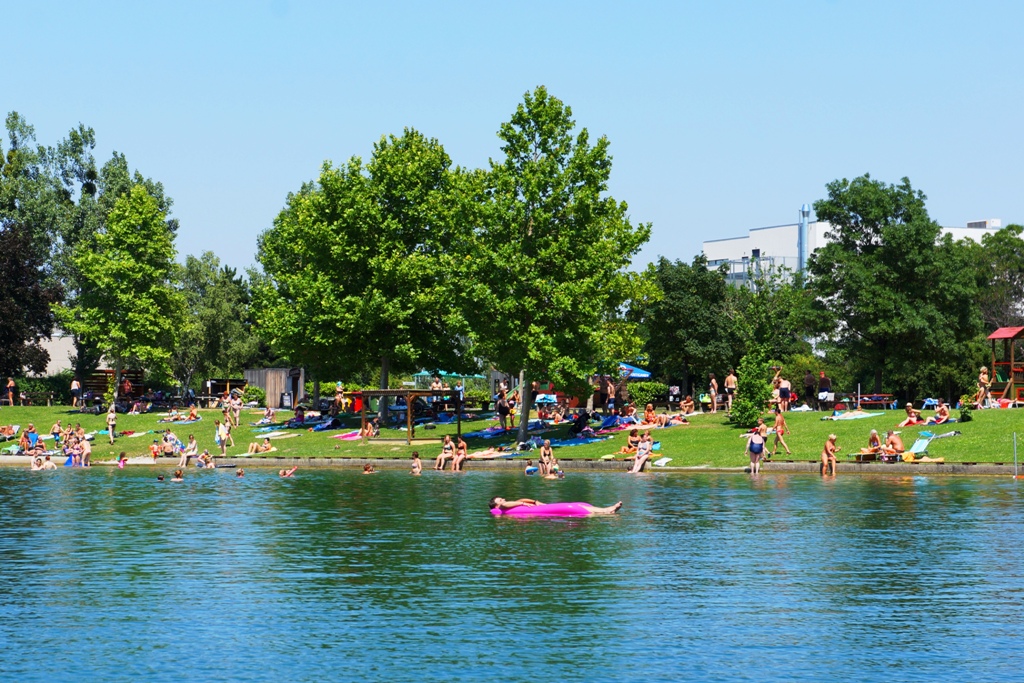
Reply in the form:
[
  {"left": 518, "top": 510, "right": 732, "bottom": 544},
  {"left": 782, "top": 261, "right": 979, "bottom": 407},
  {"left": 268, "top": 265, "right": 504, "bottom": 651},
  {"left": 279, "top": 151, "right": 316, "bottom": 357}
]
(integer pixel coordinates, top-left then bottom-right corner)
[
  {"left": 808, "top": 174, "right": 982, "bottom": 395},
  {"left": 253, "top": 128, "right": 476, "bottom": 388},
  {"left": 468, "top": 87, "right": 651, "bottom": 438},
  {"left": 54, "top": 185, "right": 184, "bottom": 396},
  {"left": 642, "top": 255, "right": 733, "bottom": 395}
]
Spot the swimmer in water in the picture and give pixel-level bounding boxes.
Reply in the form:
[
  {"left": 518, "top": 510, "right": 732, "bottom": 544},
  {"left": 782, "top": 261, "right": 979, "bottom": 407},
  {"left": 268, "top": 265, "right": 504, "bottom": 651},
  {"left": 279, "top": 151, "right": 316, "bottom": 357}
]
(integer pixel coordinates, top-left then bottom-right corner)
[
  {"left": 362, "top": 463, "right": 376, "bottom": 475},
  {"left": 279, "top": 466, "right": 298, "bottom": 478},
  {"left": 156, "top": 475, "right": 165, "bottom": 481},
  {"left": 488, "top": 497, "right": 622, "bottom": 514},
  {"left": 31, "top": 458, "right": 43, "bottom": 471},
  {"left": 171, "top": 469, "right": 184, "bottom": 482},
  {"left": 236, "top": 468, "right": 245, "bottom": 477},
  {"left": 411, "top": 452, "right": 422, "bottom": 476}
]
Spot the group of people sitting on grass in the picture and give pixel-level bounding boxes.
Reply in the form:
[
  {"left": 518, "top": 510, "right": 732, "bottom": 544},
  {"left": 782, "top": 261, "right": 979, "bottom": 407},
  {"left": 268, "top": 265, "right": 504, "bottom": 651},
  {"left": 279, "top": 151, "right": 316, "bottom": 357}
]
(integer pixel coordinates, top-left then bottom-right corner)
[{"left": 898, "top": 400, "right": 951, "bottom": 427}]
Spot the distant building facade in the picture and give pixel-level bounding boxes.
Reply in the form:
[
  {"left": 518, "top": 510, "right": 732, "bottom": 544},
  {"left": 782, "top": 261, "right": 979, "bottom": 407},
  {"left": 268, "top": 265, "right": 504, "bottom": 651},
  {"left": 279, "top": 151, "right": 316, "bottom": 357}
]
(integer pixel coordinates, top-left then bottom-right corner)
[{"left": 703, "top": 215, "right": 1001, "bottom": 286}]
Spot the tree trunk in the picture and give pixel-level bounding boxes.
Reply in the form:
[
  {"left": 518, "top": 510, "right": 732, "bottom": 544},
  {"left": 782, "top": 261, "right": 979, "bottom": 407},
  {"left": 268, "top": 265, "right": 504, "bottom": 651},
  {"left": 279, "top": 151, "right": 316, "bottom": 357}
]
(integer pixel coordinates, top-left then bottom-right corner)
[
  {"left": 516, "top": 368, "right": 532, "bottom": 444},
  {"left": 312, "top": 377, "right": 320, "bottom": 412},
  {"left": 379, "top": 356, "right": 390, "bottom": 423},
  {"left": 113, "top": 357, "right": 122, "bottom": 406},
  {"left": 873, "top": 367, "right": 882, "bottom": 394},
  {"left": 681, "top": 366, "right": 690, "bottom": 404}
]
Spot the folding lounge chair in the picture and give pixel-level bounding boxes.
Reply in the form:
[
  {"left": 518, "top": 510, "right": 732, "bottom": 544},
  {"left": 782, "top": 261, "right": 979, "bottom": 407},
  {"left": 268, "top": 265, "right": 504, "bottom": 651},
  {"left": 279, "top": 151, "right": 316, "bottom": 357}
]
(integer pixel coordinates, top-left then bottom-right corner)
[{"left": 896, "top": 437, "right": 932, "bottom": 462}]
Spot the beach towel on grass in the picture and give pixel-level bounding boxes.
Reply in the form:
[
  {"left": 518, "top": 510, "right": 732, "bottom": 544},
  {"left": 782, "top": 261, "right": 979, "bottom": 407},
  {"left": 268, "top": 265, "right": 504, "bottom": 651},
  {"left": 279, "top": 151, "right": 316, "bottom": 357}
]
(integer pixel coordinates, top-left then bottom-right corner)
[
  {"left": 463, "top": 426, "right": 511, "bottom": 439},
  {"left": 331, "top": 430, "right": 362, "bottom": 440},
  {"left": 313, "top": 418, "right": 343, "bottom": 432},
  {"left": 823, "top": 411, "right": 884, "bottom": 421},
  {"left": 548, "top": 436, "right": 612, "bottom": 448},
  {"left": 172, "top": 417, "right": 202, "bottom": 425}
]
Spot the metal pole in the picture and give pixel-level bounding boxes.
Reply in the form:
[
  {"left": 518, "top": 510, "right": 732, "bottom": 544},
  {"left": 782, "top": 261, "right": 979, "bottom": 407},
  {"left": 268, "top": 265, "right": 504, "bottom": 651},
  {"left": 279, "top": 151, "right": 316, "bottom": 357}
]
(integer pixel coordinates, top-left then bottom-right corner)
[{"left": 1014, "top": 432, "right": 1018, "bottom": 479}]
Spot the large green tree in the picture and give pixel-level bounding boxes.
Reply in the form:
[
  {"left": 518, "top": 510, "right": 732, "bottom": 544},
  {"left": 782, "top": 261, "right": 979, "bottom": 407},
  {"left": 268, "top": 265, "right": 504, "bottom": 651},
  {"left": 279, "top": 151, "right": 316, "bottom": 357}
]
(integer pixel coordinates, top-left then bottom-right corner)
[
  {"left": 171, "top": 252, "right": 268, "bottom": 392},
  {"left": 0, "top": 219, "right": 62, "bottom": 375},
  {"left": 54, "top": 185, "right": 185, "bottom": 400},
  {"left": 643, "top": 255, "right": 734, "bottom": 395},
  {"left": 972, "top": 224, "right": 1024, "bottom": 331},
  {"left": 470, "top": 87, "right": 651, "bottom": 441},
  {"left": 254, "top": 128, "right": 476, "bottom": 397},
  {"left": 808, "top": 174, "right": 982, "bottom": 396},
  {"left": 1, "top": 112, "right": 178, "bottom": 380}
]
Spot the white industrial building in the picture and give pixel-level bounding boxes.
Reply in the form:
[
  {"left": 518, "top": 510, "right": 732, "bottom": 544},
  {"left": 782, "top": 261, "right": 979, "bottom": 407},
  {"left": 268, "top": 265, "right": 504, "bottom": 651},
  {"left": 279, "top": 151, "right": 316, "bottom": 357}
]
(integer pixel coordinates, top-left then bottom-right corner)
[{"left": 703, "top": 207, "right": 1001, "bottom": 285}]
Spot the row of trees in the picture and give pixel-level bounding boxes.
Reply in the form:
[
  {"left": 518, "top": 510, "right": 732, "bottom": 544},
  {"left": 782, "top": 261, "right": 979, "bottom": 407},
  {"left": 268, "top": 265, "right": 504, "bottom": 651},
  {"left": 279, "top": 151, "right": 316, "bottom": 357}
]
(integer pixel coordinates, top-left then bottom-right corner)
[
  {"left": 254, "top": 87, "right": 651, "bottom": 439},
  {"left": 644, "top": 175, "right": 1024, "bottom": 402},
  {"left": 0, "top": 113, "right": 273, "bottom": 398},
  {"left": 3, "top": 89, "right": 1022, "bottom": 422}
]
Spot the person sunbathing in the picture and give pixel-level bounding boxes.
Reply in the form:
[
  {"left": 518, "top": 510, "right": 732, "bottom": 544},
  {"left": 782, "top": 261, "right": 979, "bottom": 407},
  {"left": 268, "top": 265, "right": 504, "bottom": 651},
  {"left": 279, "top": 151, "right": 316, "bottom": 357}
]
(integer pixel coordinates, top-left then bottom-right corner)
[
  {"left": 867, "top": 429, "right": 882, "bottom": 451},
  {"left": 451, "top": 438, "right": 468, "bottom": 471},
  {"left": 884, "top": 430, "right": 904, "bottom": 454},
  {"left": 618, "top": 429, "right": 640, "bottom": 454},
  {"left": 158, "top": 409, "right": 183, "bottom": 423},
  {"left": 641, "top": 404, "right": 660, "bottom": 425},
  {"left": 187, "top": 404, "right": 198, "bottom": 421},
  {"left": 628, "top": 431, "right": 654, "bottom": 473},
  {"left": 680, "top": 396, "right": 696, "bottom": 415},
  {"left": 434, "top": 435, "right": 455, "bottom": 470},
  {"left": 926, "top": 400, "right": 951, "bottom": 425},
  {"left": 466, "top": 447, "right": 507, "bottom": 460},
  {"left": 248, "top": 437, "right": 273, "bottom": 454},
  {"left": 897, "top": 403, "right": 924, "bottom": 427},
  {"left": 488, "top": 497, "right": 622, "bottom": 514}
]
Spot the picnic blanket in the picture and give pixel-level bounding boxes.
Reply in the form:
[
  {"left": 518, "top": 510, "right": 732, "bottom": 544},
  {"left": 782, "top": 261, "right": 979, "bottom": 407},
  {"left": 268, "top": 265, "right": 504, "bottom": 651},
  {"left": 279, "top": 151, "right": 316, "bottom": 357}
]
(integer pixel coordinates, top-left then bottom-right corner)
[
  {"left": 172, "top": 417, "right": 202, "bottom": 425},
  {"left": 331, "top": 430, "right": 362, "bottom": 441}
]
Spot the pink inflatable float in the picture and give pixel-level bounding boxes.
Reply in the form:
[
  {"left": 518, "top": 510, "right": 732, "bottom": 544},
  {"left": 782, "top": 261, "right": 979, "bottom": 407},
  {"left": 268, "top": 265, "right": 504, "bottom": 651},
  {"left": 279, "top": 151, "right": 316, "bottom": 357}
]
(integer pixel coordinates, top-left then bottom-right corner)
[{"left": 490, "top": 502, "right": 593, "bottom": 517}]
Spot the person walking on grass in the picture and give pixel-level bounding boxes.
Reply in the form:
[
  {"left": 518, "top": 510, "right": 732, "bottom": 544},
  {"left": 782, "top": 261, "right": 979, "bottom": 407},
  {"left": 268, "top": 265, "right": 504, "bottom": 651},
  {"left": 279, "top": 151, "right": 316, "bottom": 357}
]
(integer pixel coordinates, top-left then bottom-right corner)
[
  {"left": 106, "top": 405, "right": 117, "bottom": 445},
  {"left": 215, "top": 419, "right": 229, "bottom": 457},
  {"left": 770, "top": 408, "right": 791, "bottom": 458}
]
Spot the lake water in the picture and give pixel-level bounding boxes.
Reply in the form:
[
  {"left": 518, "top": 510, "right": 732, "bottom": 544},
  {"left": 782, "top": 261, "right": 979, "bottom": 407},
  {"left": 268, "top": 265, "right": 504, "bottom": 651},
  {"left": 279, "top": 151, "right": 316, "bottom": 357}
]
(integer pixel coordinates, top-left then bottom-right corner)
[{"left": 0, "top": 468, "right": 1021, "bottom": 682}]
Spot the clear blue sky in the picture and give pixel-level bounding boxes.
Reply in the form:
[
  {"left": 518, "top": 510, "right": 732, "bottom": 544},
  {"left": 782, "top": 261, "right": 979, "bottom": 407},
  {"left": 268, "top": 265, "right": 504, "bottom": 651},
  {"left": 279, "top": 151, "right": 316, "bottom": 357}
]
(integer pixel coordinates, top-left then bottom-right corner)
[{"left": 6, "top": 0, "right": 1022, "bottom": 271}]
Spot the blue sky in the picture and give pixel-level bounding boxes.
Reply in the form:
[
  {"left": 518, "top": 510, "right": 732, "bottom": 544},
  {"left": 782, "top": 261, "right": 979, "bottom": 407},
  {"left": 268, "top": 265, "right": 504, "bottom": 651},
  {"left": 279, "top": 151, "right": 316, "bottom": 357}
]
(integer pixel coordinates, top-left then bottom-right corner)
[{"left": 6, "top": 0, "right": 1022, "bottom": 271}]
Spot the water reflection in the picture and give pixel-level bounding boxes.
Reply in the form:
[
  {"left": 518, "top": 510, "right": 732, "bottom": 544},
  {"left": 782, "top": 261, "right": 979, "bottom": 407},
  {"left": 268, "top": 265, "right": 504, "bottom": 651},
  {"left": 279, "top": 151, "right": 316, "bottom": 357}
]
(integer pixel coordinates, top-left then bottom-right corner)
[{"left": 0, "top": 469, "right": 1021, "bottom": 682}]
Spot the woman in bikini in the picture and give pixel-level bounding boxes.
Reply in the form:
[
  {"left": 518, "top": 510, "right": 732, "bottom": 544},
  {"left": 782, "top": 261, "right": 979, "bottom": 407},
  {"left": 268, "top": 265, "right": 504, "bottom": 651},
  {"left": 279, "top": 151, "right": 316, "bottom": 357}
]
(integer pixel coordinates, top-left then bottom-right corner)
[
  {"left": 451, "top": 437, "right": 469, "bottom": 471},
  {"left": 538, "top": 439, "right": 554, "bottom": 475},
  {"left": 897, "top": 403, "right": 924, "bottom": 427},
  {"left": 629, "top": 431, "right": 654, "bottom": 473},
  {"left": 434, "top": 434, "right": 455, "bottom": 470},
  {"left": 708, "top": 373, "right": 719, "bottom": 414},
  {"left": 618, "top": 428, "right": 640, "bottom": 455}
]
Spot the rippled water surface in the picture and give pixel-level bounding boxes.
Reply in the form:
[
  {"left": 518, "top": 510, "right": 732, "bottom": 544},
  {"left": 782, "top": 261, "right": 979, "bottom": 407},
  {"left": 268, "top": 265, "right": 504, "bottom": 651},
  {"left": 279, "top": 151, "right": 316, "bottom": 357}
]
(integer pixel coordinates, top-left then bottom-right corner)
[{"left": 1, "top": 468, "right": 1022, "bottom": 682}]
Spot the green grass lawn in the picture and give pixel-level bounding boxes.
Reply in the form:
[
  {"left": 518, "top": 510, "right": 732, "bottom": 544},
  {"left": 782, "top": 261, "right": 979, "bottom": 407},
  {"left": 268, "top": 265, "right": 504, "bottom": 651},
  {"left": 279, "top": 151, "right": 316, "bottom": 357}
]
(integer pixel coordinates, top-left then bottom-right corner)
[{"left": 3, "top": 403, "right": 1022, "bottom": 467}]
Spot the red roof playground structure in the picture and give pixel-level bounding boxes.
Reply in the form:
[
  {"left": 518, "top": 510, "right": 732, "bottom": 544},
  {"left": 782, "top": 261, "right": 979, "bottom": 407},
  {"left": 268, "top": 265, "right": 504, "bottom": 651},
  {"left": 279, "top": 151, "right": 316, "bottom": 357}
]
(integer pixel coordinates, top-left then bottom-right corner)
[{"left": 988, "top": 327, "right": 1024, "bottom": 402}]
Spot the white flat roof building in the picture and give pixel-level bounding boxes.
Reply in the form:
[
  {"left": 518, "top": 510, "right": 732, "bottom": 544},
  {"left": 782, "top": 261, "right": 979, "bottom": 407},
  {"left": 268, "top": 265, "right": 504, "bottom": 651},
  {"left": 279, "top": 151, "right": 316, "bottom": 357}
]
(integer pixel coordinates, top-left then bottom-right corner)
[{"left": 703, "top": 215, "right": 1001, "bottom": 285}]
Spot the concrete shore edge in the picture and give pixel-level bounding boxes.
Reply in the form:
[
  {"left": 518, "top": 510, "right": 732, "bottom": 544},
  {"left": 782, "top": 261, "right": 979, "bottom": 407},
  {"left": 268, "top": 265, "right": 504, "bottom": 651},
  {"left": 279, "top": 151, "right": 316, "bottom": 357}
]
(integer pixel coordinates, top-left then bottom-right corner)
[{"left": 2, "top": 455, "right": 1019, "bottom": 476}]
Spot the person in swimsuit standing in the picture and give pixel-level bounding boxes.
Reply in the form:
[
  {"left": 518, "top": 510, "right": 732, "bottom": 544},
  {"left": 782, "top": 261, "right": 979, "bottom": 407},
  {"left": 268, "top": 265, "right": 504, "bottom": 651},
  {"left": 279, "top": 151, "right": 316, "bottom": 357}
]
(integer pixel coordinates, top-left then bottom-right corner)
[
  {"left": 977, "top": 366, "right": 991, "bottom": 408},
  {"left": 708, "top": 373, "right": 719, "bottom": 414},
  {"left": 724, "top": 369, "right": 737, "bottom": 414},
  {"left": 770, "top": 408, "right": 791, "bottom": 457},
  {"left": 538, "top": 439, "right": 554, "bottom": 475},
  {"left": 106, "top": 405, "right": 117, "bottom": 445},
  {"left": 747, "top": 421, "right": 766, "bottom": 475},
  {"left": 821, "top": 434, "right": 840, "bottom": 476}
]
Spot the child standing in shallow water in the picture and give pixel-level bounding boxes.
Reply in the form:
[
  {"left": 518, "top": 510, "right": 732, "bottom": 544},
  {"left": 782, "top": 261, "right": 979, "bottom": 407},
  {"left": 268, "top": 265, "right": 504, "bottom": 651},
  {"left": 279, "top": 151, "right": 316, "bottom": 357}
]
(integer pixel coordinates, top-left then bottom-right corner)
[{"left": 411, "top": 452, "right": 422, "bottom": 476}]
